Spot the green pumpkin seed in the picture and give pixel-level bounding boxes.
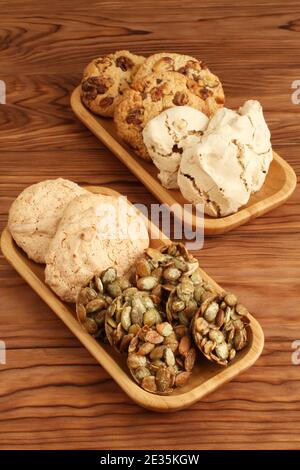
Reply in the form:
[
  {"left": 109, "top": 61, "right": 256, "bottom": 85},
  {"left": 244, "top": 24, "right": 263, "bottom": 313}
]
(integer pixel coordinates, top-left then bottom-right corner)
[
  {"left": 156, "top": 367, "right": 172, "bottom": 393},
  {"left": 127, "top": 354, "right": 147, "bottom": 369},
  {"left": 137, "top": 276, "right": 158, "bottom": 291},
  {"left": 143, "top": 308, "right": 159, "bottom": 327},
  {"left": 130, "top": 308, "right": 143, "bottom": 326},
  {"left": 86, "top": 298, "right": 106, "bottom": 313},
  {"left": 163, "top": 267, "right": 182, "bottom": 281},
  {"left": 204, "top": 302, "right": 219, "bottom": 322},
  {"left": 150, "top": 345, "right": 166, "bottom": 361},
  {"left": 121, "top": 305, "right": 132, "bottom": 331},
  {"left": 224, "top": 293, "right": 238, "bottom": 307},
  {"left": 164, "top": 347, "right": 175, "bottom": 366},
  {"left": 141, "top": 375, "right": 157, "bottom": 393},
  {"left": 107, "top": 280, "right": 122, "bottom": 298},
  {"left": 83, "top": 317, "right": 98, "bottom": 335},
  {"left": 101, "top": 267, "right": 117, "bottom": 284},
  {"left": 215, "top": 342, "right": 229, "bottom": 360},
  {"left": 156, "top": 322, "right": 173, "bottom": 337},
  {"left": 172, "top": 299, "right": 185, "bottom": 313}
]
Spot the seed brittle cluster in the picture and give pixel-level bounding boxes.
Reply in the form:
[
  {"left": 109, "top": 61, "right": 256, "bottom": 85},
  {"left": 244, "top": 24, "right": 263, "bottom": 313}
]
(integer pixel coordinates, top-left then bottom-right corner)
[{"left": 76, "top": 243, "right": 250, "bottom": 395}]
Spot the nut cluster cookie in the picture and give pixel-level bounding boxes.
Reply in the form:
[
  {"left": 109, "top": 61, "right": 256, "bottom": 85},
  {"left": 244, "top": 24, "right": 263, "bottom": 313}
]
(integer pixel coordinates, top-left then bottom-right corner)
[
  {"left": 76, "top": 268, "right": 132, "bottom": 341},
  {"left": 76, "top": 242, "right": 252, "bottom": 396},
  {"left": 106, "top": 288, "right": 165, "bottom": 353},
  {"left": 114, "top": 71, "right": 206, "bottom": 160},
  {"left": 192, "top": 292, "right": 250, "bottom": 366},
  {"left": 81, "top": 50, "right": 145, "bottom": 117},
  {"left": 133, "top": 52, "right": 224, "bottom": 116},
  {"left": 127, "top": 323, "right": 196, "bottom": 394}
]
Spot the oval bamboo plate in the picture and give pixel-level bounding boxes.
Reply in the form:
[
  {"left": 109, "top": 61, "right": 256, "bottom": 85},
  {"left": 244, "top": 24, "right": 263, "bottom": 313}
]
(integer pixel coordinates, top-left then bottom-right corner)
[
  {"left": 71, "top": 85, "right": 297, "bottom": 235},
  {"left": 0, "top": 186, "right": 264, "bottom": 412}
]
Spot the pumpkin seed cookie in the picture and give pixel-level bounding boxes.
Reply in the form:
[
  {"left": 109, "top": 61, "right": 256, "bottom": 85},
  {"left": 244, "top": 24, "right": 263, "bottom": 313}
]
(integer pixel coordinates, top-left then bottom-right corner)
[
  {"left": 76, "top": 268, "right": 132, "bottom": 341},
  {"left": 81, "top": 50, "right": 145, "bottom": 117},
  {"left": 127, "top": 323, "right": 196, "bottom": 394},
  {"left": 133, "top": 52, "right": 224, "bottom": 116},
  {"left": 192, "top": 292, "right": 250, "bottom": 366},
  {"left": 114, "top": 71, "right": 207, "bottom": 160}
]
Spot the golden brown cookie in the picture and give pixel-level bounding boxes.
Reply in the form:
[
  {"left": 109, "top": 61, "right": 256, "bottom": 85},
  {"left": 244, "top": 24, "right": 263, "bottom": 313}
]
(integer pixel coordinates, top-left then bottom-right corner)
[
  {"left": 114, "top": 71, "right": 208, "bottom": 160},
  {"left": 81, "top": 50, "right": 145, "bottom": 117},
  {"left": 133, "top": 52, "right": 224, "bottom": 116}
]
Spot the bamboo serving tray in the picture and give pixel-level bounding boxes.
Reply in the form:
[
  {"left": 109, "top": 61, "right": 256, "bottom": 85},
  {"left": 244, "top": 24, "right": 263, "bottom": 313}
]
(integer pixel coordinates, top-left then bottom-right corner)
[
  {"left": 1, "top": 186, "right": 264, "bottom": 412},
  {"left": 71, "top": 85, "right": 296, "bottom": 235}
]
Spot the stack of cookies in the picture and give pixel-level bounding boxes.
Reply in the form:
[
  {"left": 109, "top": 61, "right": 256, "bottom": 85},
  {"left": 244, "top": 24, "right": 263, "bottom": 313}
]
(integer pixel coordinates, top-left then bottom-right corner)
[
  {"left": 80, "top": 51, "right": 224, "bottom": 160},
  {"left": 8, "top": 179, "right": 149, "bottom": 303}
]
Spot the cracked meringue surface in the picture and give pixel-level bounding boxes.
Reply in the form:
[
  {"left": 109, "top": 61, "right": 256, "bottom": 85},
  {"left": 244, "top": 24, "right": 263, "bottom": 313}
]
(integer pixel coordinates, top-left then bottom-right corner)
[
  {"left": 178, "top": 100, "right": 273, "bottom": 217},
  {"left": 142, "top": 106, "right": 209, "bottom": 189}
]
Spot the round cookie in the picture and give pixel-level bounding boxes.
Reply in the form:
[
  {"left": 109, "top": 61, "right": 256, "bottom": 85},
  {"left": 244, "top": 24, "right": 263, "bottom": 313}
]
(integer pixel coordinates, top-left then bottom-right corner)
[
  {"left": 114, "top": 71, "right": 208, "bottom": 160},
  {"left": 45, "top": 192, "right": 149, "bottom": 303},
  {"left": 8, "top": 179, "right": 87, "bottom": 264},
  {"left": 81, "top": 50, "right": 145, "bottom": 117},
  {"left": 133, "top": 52, "right": 224, "bottom": 116}
]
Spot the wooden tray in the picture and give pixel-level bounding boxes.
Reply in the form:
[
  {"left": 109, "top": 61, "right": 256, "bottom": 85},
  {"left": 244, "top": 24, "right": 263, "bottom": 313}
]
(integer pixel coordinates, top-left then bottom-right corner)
[
  {"left": 71, "top": 85, "right": 297, "bottom": 235},
  {"left": 1, "top": 186, "right": 264, "bottom": 412}
]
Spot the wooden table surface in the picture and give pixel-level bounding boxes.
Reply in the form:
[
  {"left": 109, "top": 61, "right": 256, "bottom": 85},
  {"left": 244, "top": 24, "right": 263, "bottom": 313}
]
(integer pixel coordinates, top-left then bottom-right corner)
[{"left": 1, "top": 0, "right": 300, "bottom": 450}]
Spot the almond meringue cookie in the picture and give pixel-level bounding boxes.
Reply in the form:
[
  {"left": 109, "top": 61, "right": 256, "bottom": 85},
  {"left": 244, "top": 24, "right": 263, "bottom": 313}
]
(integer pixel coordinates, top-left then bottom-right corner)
[
  {"left": 178, "top": 100, "right": 273, "bottom": 217},
  {"left": 45, "top": 192, "right": 149, "bottom": 303},
  {"left": 142, "top": 106, "right": 209, "bottom": 189},
  {"left": 8, "top": 179, "right": 88, "bottom": 263}
]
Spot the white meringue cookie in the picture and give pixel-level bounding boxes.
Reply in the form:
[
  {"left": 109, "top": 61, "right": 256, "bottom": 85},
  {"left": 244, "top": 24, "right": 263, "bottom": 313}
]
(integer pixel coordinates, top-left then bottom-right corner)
[
  {"left": 142, "top": 106, "right": 209, "bottom": 189},
  {"left": 178, "top": 134, "right": 250, "bottom": 217},
  {"left": 178, "top": 100, "right": 272, "bottom": 216}
]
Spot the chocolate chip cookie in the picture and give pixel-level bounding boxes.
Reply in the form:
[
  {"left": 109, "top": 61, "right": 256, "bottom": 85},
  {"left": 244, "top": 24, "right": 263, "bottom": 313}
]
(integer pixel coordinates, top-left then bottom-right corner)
[
  {"left": 81, "top": 50, "right": 145, "bottom": 117},
  {"left": 114, "top": 71, "right": 207, "bottom": 160},
  {"left": 133, "top": 52, "right": 224, "bottom": 116}
]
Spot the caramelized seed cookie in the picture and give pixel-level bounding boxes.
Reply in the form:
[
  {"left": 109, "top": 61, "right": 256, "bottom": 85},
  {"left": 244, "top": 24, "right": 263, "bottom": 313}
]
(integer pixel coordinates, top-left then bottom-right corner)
[
  {"left": 127, "top": 322, "right": 195, "bottom": 394},
  {"left": 192, "top": 292, "right": 250, "bottom": 366}
]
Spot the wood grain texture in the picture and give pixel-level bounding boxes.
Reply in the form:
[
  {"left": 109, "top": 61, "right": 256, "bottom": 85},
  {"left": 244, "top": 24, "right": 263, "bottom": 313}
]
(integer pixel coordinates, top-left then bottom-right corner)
[{"left": 0, "top": 0, "right": 300, "bottom": 449}]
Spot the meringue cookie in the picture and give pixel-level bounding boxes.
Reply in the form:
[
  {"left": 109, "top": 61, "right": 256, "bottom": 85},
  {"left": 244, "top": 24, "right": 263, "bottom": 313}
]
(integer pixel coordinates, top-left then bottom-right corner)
[
  {"left": 8, "top": 179, "right": 88, "bottom": 263},
  {"left": 142, "top": 106, "right": 209, "bottom": 189},
  {"left": 45, "top": 192, "right": 149, "bottom": 302},
  {"left": 178, "top": 133, "right": 251, "bottom": 217},
  {"left": 207, "top": 100, "right": 273, "bottom": 191},
  {"left": 178, "top": 100, "right": 272, "bottom": 217}
]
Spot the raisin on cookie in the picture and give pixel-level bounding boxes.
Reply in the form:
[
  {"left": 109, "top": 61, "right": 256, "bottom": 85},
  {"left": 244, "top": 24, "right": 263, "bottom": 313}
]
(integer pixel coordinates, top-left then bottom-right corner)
[
  {"left": 133, "top": 52, "right": 224, "bottom": 116},
  {"left": 81, "top": 50, "right": 145, "bottom": 117},
  {"left": 114, "top": 71, "right": 208, "bottom": 160}
]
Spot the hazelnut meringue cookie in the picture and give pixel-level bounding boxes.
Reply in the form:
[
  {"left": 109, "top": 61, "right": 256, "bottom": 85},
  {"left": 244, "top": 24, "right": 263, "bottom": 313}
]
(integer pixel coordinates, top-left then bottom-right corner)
[
  {"left": 178, "top": 100, "right": 273, "bottom": 217},
  {"left": 142, "top": 106, "right": 209, "bottom": 189}
]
